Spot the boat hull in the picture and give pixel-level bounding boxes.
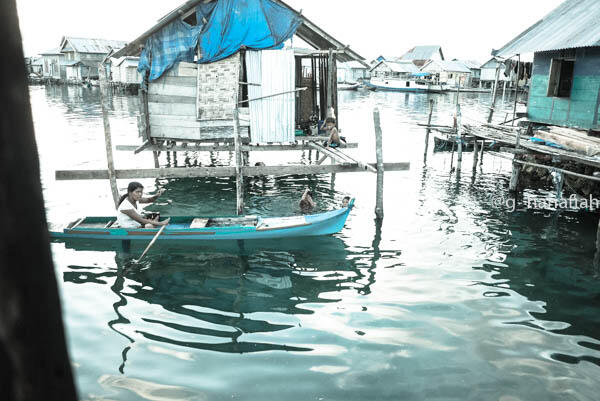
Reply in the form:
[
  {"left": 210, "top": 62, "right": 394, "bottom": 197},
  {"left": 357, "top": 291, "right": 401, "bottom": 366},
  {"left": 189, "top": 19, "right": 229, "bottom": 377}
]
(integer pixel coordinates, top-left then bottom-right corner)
[
  {"left": 50, "top": 201, "right": 354, "bottom": 242},
  {"left": 364, "top": 78, "right": 446, "bottom": 93}
]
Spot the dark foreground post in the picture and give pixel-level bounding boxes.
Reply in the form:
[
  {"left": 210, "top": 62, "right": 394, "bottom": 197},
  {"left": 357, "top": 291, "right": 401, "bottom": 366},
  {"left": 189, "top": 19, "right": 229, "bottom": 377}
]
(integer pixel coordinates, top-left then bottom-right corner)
[
  {"left": 0, "top": 1, "right": 77, "bottom": 399},
  {"left": 373, "top": 108, "right": 384, "bottom": 220}
]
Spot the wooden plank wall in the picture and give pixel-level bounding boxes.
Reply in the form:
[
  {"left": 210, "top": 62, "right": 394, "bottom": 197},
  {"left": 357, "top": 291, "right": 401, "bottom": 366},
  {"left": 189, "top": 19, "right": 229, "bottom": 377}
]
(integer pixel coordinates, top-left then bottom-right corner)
[{"left": 146, "top": 62, "right": 249, "bottom": 141}]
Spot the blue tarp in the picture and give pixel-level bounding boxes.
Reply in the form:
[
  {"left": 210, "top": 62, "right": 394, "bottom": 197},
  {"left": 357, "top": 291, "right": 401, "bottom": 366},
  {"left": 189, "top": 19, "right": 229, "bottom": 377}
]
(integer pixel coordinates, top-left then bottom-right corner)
[
  {"left": 138, "top": 0, "right": 302, "bottom": 82},
  {"left": 198, "top": 0, "right": 302, "bottom": 63},
  {"left": 411, "top": 72, "right": 431, "bottom": 77}
]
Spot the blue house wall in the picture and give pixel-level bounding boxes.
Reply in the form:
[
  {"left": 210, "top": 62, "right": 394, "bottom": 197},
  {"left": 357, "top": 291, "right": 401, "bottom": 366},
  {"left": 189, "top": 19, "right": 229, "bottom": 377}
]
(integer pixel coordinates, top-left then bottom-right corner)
[{"left": 528, "top": 46, "right": 600, "bottom": 130}]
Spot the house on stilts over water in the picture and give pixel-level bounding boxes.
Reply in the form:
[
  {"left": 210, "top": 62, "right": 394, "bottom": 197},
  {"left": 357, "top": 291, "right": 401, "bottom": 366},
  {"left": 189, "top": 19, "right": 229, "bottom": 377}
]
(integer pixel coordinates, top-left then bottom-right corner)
[
  {"left": 492, "top": 0, "right": 600, "bottom": 131},
  {"left": 111, "top": 0, "right": 365, "bottom": 147},
  {"left": 57, "top": 0, "right": 410, "bottom": 216}
]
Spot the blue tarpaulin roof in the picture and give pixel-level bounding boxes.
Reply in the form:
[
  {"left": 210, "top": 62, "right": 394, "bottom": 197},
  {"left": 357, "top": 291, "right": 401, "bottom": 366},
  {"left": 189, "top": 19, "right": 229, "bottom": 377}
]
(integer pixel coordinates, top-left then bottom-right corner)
[
  {"left": 411, "top": 72, "right": 431, "bottom": 77},
  {"left": 138, "top": 0, "right": 302, "bottom": 82}
]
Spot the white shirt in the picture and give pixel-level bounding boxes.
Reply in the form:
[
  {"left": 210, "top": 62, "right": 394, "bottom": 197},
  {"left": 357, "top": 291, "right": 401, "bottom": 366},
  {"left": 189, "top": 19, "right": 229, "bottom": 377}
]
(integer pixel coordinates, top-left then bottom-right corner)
[{"left": 117, "top": 198, "right": 141, "bottom": 228}]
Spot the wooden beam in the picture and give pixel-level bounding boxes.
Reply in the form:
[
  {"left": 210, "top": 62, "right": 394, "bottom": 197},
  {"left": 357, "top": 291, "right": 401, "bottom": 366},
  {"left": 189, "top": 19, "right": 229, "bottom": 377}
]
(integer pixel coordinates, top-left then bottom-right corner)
[
  {"left": 373, "top": 108, "right": 384, "bottom": 220},
  {"left": 55, "top": 162, "right": 410, "bottom": 180},
  {"left": 117, "top": 142, "right": 358, "bottom": 152},
  {"left": 307, "top": 142, "right": 350, "bottom": 165}
]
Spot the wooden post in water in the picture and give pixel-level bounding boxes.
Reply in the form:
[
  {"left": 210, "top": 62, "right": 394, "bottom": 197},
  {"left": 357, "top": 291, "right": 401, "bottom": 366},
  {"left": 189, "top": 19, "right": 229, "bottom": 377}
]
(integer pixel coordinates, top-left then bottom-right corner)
[
  {"left": 99, "top": 63, "right": 119, "bottom": 208},
  {"left": 472, "top": 136, "right": 479, "bottom": 173},
  {"left": 234, "top": 108, "right": 244, "bottom": 215},
  {"left": 509, "top": 128, "right": 523, "bottom": 192},
  {"left": 479, "top": 139, "right": 484, "bottom": 167},
  {"left": 512, "top": 54, "right": 520, "bottom": 126},
  {"left": 456, "top": 103, "right": 463, "bottom": 173},
  {"left": 487, "top": 62, "right": 501, "bottom": 123},
  {"left": 423, "top": 99, "right": 434, "bottom": 162},
  {"left": 373, "top": 108, "right": 384, "bottom": 220}
]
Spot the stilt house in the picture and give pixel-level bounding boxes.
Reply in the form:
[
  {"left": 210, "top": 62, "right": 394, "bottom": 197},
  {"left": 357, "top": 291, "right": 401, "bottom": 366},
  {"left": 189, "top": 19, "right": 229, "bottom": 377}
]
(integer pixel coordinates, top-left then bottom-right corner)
[
  {"left": 111, "top": 0, "right": 365, "bottom": 146},
  {"left": 492, "top": 0, "right": 600, "bottom": 131}
]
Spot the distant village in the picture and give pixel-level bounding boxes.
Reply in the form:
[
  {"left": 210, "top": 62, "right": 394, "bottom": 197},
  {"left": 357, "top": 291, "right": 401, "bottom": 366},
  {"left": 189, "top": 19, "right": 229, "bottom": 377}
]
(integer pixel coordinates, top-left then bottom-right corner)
[{"left": 24, "top": 38, "right": 523, "bottom": 94}]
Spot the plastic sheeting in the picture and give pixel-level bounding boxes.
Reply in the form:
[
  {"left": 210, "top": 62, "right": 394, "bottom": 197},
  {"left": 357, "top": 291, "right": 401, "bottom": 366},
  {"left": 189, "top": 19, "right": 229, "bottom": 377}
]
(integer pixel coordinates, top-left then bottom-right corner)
[
  {"left": 138, "top": 0, "right": 301, "bottom": 82},
  {"left": 246, "top": 49, "right": 295, "bottom": 143},
  {"left": 198, "top": 0, "right": 302, "bottom": 63}
]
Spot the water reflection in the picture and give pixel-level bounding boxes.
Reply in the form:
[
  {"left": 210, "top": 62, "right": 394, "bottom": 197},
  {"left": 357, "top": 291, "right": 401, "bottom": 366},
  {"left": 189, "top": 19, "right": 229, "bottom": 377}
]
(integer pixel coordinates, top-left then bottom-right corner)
[{"left": 62, "top": 233, "right": 385, "bottom": 372}]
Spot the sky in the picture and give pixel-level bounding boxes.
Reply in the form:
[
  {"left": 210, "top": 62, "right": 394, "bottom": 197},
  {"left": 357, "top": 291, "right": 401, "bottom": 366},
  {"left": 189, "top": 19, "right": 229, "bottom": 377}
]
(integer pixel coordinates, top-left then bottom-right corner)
[{"left": 16, "top": 0, "right": 565, "bottom": 63}]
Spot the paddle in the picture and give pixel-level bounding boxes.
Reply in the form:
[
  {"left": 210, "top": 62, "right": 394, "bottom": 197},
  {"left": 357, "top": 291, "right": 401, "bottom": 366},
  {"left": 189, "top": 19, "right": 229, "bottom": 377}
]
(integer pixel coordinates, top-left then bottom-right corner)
[{"left": 137, "top": 223, "right": 167, "bottom": 262}]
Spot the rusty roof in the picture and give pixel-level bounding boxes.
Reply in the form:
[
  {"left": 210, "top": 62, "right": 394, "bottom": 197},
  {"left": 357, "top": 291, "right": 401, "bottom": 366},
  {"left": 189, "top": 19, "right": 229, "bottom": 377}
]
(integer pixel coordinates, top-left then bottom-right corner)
[{"left": 493, "top": 0, "right": 600, "bottom": 57}]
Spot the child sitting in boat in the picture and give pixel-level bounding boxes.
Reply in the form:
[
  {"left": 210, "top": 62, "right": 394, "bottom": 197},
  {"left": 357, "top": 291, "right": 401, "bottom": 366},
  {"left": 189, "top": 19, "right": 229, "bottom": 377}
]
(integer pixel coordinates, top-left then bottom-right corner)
[
  {"left": 299, "top": 188, "right": 316, "bottom": 213},
  {"left": 116, "top": 182, "right": 170, "bottom": 228}
]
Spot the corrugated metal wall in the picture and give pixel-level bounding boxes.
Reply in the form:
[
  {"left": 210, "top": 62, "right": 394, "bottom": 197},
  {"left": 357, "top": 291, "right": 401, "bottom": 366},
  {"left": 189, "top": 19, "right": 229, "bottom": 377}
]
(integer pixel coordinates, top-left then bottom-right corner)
[{"left": 246, "top": 49, "right": 295, "bottom": 143}]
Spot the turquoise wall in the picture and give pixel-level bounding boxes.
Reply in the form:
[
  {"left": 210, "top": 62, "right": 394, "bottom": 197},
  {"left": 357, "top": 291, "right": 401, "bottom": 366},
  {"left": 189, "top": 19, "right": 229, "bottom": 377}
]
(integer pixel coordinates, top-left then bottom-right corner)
[{"left": 528, "top": 47, "right": 600, "bottom": 130}]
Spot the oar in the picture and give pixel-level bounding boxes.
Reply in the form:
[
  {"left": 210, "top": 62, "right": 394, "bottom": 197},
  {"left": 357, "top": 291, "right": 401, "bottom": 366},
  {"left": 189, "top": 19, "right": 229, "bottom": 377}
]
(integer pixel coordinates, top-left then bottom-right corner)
[{"left": 137, "top": 224, "right": 167, "bottom": 262}]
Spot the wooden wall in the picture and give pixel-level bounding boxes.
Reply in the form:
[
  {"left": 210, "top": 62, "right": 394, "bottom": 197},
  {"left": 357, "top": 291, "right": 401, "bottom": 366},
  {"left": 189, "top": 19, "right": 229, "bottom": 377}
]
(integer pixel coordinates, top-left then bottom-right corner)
[
  {"left": 146, "top": 62, "right": 249, "bottom": 142},
  {"left": 528, "top": 47, "right": 600, "bottom": 130}
]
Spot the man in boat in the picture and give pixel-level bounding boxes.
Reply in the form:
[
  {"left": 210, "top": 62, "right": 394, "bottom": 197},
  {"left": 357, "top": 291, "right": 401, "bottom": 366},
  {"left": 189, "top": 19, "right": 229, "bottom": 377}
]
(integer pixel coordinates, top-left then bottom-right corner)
[
  {"left": 299, "top": 188, "right": 316, "bottom": 213},
  {"left": 117, "top": 182, "right": 170, "bottom": 228}
]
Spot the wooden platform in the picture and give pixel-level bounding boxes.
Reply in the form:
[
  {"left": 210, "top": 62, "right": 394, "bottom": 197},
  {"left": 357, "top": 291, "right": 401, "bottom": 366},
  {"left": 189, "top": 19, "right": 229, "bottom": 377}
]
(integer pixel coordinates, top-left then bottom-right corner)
[{"left": 55, "top": 163, "right": 410, "bottom": 180}]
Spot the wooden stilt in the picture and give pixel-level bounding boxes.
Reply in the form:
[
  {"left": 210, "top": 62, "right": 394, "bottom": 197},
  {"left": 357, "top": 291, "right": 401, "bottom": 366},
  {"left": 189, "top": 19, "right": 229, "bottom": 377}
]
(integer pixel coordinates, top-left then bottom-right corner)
[
  {"left": 234, "top": 108, "right": 244, "bottom": 215},
  {"left": 456, "top": 103, "right": 463, "bottom": 173},
  {"left": 512, "top": 54, "right": 520, "bottom": 126},
  {"left": 479, "top": 139, "right": 484, "bottom": 167},
  {"left": 509, "top": 160, "right": 522, "bottom": 192},
  {"left": 472, "top": 137, "right": 479, "bottom": 172},
  {"left": 594, "top": 218, "right": 600, "bottom": 274},
  {"left": 487, "top": 63, "right": 501, "bottom": 123},
  {"left": 99, "top": 64, "right": 119, "bottom": 208},
  {"left": 424, "top": 99, "right": 434, "bottom": 162},
  {"left": 373, "top": 108, "right": 384, "bottom": 220},
  {"left": 152, "top": 150, "right": 159, "bottom": 168}
]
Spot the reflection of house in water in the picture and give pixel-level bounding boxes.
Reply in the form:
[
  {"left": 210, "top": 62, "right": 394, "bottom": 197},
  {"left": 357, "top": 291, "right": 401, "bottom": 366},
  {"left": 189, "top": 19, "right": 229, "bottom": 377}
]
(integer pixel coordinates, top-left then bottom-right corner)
[{"left": 61, "top": 233, "right": 384, "bottom": 370}]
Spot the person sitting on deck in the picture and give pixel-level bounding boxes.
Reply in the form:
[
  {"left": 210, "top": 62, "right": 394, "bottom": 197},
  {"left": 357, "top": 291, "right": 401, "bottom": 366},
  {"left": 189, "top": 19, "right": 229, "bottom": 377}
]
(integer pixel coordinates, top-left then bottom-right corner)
[
  {"left": 299, "top": 188, "right": 316, "bottom": 213},
  {"left": 321, "top": 117, "right": 341, "bottom": 148},
  {"left": 116, "top": 182, "right": 170, "bottom": 228}
]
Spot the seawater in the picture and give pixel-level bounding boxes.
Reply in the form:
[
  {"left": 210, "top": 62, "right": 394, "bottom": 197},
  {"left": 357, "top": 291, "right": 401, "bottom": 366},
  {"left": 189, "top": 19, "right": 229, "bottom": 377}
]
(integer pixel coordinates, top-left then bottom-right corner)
[{"left": 32, "top": 84, "right": 600, "bottom": 401}]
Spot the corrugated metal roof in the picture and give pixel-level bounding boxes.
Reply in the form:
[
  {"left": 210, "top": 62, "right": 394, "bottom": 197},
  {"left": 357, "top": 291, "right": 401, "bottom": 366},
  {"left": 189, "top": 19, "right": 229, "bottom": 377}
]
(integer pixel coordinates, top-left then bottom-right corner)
[
  {"left": 400, "top": 45, "right": 443, "bottom": 61},
  {"left": 114, "top": 57, "right": 140, "bottom": 67},
  {"left": 493, "top": 0, "right": 600, "bottom": 57},
  {"left": 370, "top": 60, "right": 420, "bottom": 74},
  {"left": 338, "top": 61, "right": 369, "bottom": 70},
  {"left": 112, "top": 0, "right": 365, "bottom": 63},
  {"left": 454, "top": 60, "right": 481, "bottom": 70},
  {"left": 62, "top": 37, "right": 128, "bottom": 54},
  {"left": 422, "top": 60, "right": 471, "bottom": 73},
  {"left": 40, "top": 47, "right": 62, "bottom": 55}
]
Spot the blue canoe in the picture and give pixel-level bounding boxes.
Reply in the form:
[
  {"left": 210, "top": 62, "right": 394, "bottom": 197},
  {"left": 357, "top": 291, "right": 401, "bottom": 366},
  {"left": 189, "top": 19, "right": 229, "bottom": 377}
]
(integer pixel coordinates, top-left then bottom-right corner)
[{"left": 49, "top": 199, "right": 354, "bottom": 241}]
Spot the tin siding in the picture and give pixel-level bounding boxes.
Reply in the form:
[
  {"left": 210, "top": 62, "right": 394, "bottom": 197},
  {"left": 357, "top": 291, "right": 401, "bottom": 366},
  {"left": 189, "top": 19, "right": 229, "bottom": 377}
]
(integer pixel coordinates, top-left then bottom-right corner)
[
  {"left": 528, "top": 47, "right": 600, "bottom": 130},
  {"left": 246, "top": 49, "right": 295, "bottom": 143}
]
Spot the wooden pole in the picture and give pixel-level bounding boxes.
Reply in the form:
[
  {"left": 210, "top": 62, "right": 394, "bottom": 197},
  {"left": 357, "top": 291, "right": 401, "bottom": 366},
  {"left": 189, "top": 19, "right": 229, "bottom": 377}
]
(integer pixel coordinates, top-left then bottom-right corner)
[
  {"left": 424, "top": 99, "right": 434, "bottom": 162},
  {"left": 487, "top": 62, "right": 501, "bottom": 123},
  {"left": 594, "top": 218, "right": 600, "bottom": 273},
  {"left": 234, "top": 108, "right": 244, "bottom": 215},
  {"left": 512, "top": 54, "right": 520, "bottom": 126},
  {"left": 472, "top": 135, "right": 479, "bottom": 172},
  {"left": 327, "top": 49, "right": 334, "bottom": 113},
  {"left": 479, "top": 139, "right": 484, "bottom": 167},
  {"left": 456, "top": 103, "right": 463, "bottom": 173},
  {"left": 509, "top": 128, "right": 523, "bottom": 192},
  {"left": 99, "top": 63, "right": 119, "bottom": 208},
  {"left": 137, "top": 224, "right": 167, "bottom": 262},
  {"left": 373, "top": 108, "right": 384, "bottom": 220}
]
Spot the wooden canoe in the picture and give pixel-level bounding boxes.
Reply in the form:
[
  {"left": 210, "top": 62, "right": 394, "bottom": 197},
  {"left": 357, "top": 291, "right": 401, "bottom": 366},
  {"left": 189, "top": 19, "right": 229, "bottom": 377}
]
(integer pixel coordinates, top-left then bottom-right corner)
[{"left": 49, "top": 199, "right": 354, "bottom": 241}]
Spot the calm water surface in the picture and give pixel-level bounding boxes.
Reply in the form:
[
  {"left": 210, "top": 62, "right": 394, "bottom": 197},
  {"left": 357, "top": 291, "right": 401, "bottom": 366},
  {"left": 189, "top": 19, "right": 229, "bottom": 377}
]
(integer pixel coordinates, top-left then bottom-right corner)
[{"left": 33, "top": 84, "right": 600, "bottom": 400}]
